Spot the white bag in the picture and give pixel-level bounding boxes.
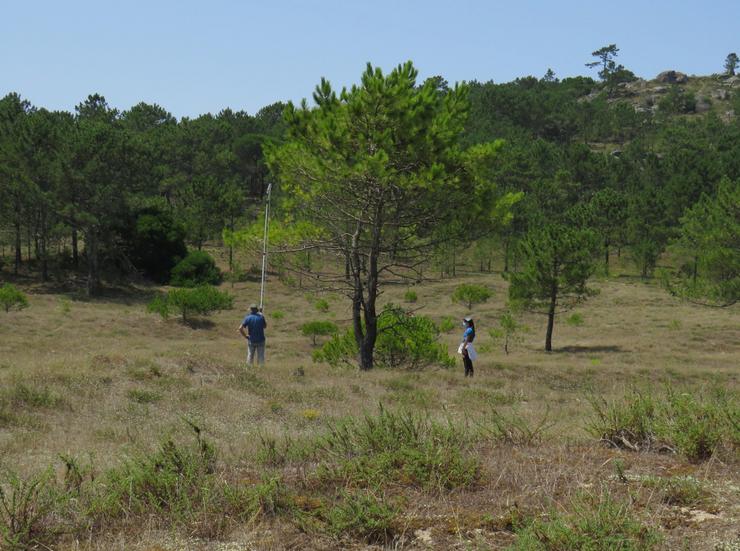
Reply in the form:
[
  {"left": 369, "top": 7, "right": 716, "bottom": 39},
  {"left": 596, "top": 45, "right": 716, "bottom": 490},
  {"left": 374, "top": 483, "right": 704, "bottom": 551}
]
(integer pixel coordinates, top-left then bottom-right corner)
[{"left": 457, "top": 343, "right": 478, "bottom": 361}]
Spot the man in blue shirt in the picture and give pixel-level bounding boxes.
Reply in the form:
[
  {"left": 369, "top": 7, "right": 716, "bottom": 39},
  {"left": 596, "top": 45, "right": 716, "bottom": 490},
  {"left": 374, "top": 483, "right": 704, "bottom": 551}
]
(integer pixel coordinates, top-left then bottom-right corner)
[{"left": 238, "top": 304, "right": 268, "bottom": 366}]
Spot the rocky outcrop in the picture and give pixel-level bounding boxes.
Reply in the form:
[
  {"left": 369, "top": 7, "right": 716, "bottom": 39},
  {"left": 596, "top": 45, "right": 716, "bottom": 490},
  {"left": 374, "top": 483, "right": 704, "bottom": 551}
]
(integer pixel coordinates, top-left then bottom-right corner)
[
  {"left": 695, "top": 98, "right": 712, "bottom": 113},
  {"left": 656, "top": 70, "right": 689, "bottom": 84}
]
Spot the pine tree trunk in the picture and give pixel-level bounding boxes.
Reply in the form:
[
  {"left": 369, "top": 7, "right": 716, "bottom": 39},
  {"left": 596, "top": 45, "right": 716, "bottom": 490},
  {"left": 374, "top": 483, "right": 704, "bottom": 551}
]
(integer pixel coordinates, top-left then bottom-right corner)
[
  {"left": 86, "top": 230, "right": 100, "bottom": 297},
  {"left": 545, "top": 281, "right": 557, "bottom": 352},
  {"left": 14, "top": 221, "right": 21, "bottom": 275},
  {"left": 27, "top": 225, "right": 32, "bottom": 262},
  {"left": 72, "top": 229, "right": 79, "bottom": 268},
  {"left": 604, "top": 239, "right": 610, "bottom": 276},
  {"left": 503, "top": 239, "right": 510, "bottom": 273},
  {"left": 40, "top": 211, "right": 48, "bottom": 282}
]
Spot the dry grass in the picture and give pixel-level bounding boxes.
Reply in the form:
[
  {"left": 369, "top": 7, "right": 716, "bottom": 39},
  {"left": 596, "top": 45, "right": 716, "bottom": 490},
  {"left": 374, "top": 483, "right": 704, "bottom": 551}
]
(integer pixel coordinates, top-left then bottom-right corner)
[{"left": 0, "top": 256, "right": 738, "bottom": 550}]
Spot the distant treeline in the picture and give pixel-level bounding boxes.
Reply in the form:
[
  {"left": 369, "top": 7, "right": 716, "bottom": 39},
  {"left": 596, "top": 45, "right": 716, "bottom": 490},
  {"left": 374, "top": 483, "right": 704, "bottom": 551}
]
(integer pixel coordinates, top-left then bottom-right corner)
[{"left": 1, "top": 68, "right": 739, "bottom": 297}]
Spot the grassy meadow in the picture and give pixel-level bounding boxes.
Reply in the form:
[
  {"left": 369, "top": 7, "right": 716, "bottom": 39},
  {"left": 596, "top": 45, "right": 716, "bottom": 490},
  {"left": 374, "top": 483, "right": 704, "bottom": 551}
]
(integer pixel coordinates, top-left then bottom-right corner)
[{"left": 0, "top": 255, "right": 738, "bottom": 550}]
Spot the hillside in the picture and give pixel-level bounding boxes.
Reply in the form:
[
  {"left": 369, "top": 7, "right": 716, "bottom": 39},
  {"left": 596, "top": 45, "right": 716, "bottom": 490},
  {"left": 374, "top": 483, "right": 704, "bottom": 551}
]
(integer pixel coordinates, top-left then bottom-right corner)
[{"left": 606, "top": 71, "right": 739, "bottom": 121}]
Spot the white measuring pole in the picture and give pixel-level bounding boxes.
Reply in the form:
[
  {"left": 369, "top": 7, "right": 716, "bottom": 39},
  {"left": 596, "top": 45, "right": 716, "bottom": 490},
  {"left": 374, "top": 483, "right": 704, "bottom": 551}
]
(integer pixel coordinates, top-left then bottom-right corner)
[{"left": 259, "top": 183, "right": 273, "bottom": 311}]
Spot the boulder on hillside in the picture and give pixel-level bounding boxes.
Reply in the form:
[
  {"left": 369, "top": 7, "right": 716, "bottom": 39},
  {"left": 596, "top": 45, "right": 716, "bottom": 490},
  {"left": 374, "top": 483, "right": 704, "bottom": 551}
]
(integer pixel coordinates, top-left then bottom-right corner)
[
  {"left": 712, "top": 88, "right": 729, "bottom": 100},
  {"left": 625, "top": 78, "right": 647, "bottom": 92},
  {"left": 656, "top": 70, "right": 689, "bottom": 84},
  {"left": 695, "top": 98, "right": 712, "bottom": 113}
]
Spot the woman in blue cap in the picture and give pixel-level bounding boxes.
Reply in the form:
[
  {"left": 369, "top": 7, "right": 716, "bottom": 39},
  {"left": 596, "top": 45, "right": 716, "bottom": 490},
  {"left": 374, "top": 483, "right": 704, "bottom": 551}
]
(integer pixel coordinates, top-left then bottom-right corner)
[{"left": 460, "top": 316, "right": 476, "bottom": 377}]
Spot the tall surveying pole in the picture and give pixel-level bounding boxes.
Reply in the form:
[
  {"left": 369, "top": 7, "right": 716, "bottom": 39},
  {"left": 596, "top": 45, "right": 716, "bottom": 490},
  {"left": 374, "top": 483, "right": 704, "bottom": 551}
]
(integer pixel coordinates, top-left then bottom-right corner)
[{"left": 259, "top": 183, "right": 273, "bottom": 311}]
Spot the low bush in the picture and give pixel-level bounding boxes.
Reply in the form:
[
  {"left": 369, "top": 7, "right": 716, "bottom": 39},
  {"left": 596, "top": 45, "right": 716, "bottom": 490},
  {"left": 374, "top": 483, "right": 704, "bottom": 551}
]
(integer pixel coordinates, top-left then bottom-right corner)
[
  {"left": 478, "top": 407, "right": 552, "bottom": 446},
  {"left": 587, "top": 389, "right": 659, "bottom": 451},
  {"left": 587, "top": 387, "right": 738, "bottom": 461},
  {"left": 642, "top": 476, "right": 709, "bottom": 507},
  {"left": 322, "top": 490, "right": 397, "bottom": 544},
  {"left": 403, "top": 289, "right": 417, "bottom": 303},
  {"left": 301, "top": 320, "right": 339, "bottom": 345},
  {"left": 126, "top": 388, "right": 162, "bottom": 404},
  {"left": 376, "top": 305, "right": 454, "bottom": 369},
  {"left": 489, "top": 310, "right": 528, "bottom": 354},
  {"left": 314, "top": 305, "right": 454, "bottom": 369},
  {"left": 0, "top": 284, "right": 29, "bottom": 313},
  {"left": 89, "top": 433, "right": 218, "bottom": 524},
  {"left": 314, "top": 406, "right": 479, "bottom": 491},
  {"left": 147, "top": 286, "right": 233, "bottom": 323},
  {"left": 439, "top": 316, "right": 456, "bottom": 333},
  {"left": 566, "top": 312, "right": 584, "bottom": 327},
  {"left": 314, "top": 298, "right": 330, "bottom": 313},
  {"left": 7, "top": 383, "right": 64, "bottom": 409},
  {"left": 510, "top": 489, "right": 660, "bottom": 550},
  {"left": 660, "top": 389, "right": 727, "bottom": 461},
  {"left": 0, "top": 469, "right": 66, "bottom": 550},
  {"left": 451, "top": 283, "right": 492, "bottom": 310},
  {"left": 170, "top": 251, "right": 222, "bottom": 287}
]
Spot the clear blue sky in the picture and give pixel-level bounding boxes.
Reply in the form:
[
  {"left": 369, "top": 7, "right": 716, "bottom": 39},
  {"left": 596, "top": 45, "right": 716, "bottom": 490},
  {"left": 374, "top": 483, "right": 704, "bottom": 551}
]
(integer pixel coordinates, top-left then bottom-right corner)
[{"left": 2, "top": 0, "right": 738, "bottom": 118}]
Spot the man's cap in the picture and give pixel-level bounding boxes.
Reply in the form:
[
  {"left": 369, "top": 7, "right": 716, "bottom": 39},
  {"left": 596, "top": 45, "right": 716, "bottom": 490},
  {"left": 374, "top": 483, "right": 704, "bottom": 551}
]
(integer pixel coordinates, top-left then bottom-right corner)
[
  {"left": 463, "top": 316, "right": 473, "bottom": 322},
  {"left": 249, "top": 304, "right": 259, "bottom": 311}
]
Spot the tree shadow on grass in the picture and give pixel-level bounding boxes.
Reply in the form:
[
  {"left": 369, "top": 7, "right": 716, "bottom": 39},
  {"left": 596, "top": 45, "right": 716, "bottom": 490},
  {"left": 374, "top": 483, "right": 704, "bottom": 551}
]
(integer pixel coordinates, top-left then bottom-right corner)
[
  {"left": 182, "top": 318, "right": 216, "bottom": 330},
  {"left": 556, "top": 345, "right": 623, "bottom": 354},
  {"left": 62, "top": 284, "right": 159, "bottom": 306}
]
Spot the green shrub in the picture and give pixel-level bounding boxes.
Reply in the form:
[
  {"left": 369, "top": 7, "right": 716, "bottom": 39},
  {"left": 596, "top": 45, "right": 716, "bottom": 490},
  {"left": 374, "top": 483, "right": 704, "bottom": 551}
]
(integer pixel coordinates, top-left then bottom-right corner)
[
  {"left": 587, "top": 387, "right": 737, "bottom": 461},
  {"left": 489, "top": 310, "right": 528, "bottom": 354},
  {"left": 660, "top": 389, "right": 726, "bottom": 461},
  {"left": 243, "top": 476, "right": 294, "bottom": 517},
  {"left": 170, "top": 251, "right": 222, "bottom": 287},
  {"left": 658, "top": 86, "right": 696, "bottom": 114},
  {"left": 439, "top": 316, "right": 456, "bottom": 333},
  {"left": 403, "top": 289, "right": 417, "bottom": 303},
  {"left": 566, "top": 312, "right": 584, "bottom": 327},
  {"left": 147, "top": 286, "right": 233, "bottom": 323},
  {"left": 451, "top": 284, "right": 492, "bottom": 310},
  {"left": 313, "top": 304, "right": 454, "bottom": 369},
  {"left": 58, "top": 297, "right": 71, "bottom": 315},
  {"left": 642, "top": 476, "right": 709, "bottom": 507},
  {"left": 312, "top": 329, "right": 358, "bottom": 367},
  {"left": 0, "top": 284, "right": 29, "bottom": 313},
  {"left": 315, "top": 406, "right": 479, "bottom": 490},
  {"left": 301, "top": 321, "right": 339, "bottom": 345},
  {"left": 587, "top": 389, "right": 659, "bottom": 451},
  {"left": 0, "top": 469, "right": 66, "bottom": 550},
  {"left": 479, "top": 407, "right": 551, "bottom": 446},
  {"left": 510, "top": 489, "right": 660, "bottom": 550},
  {"left": 323, "top": 490, "right": 397, "bottom": 543},
  {"left": 126, "top": 389, "right": 162, "bottom": 404},
  {"left": 314, "top": 298, "right": 330, "bottom": 313},
  {"left": 90, "top": 434, "right": 217, "bottom": 522},
  {"left": 271, "top": 310, "right": 285, "bottom": 320},
  {"left": 376, "top": 305, "right": 454, "bottom": 369},
  {"left": 8, "top": 383, "right": 64, "bottom": 409}
]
